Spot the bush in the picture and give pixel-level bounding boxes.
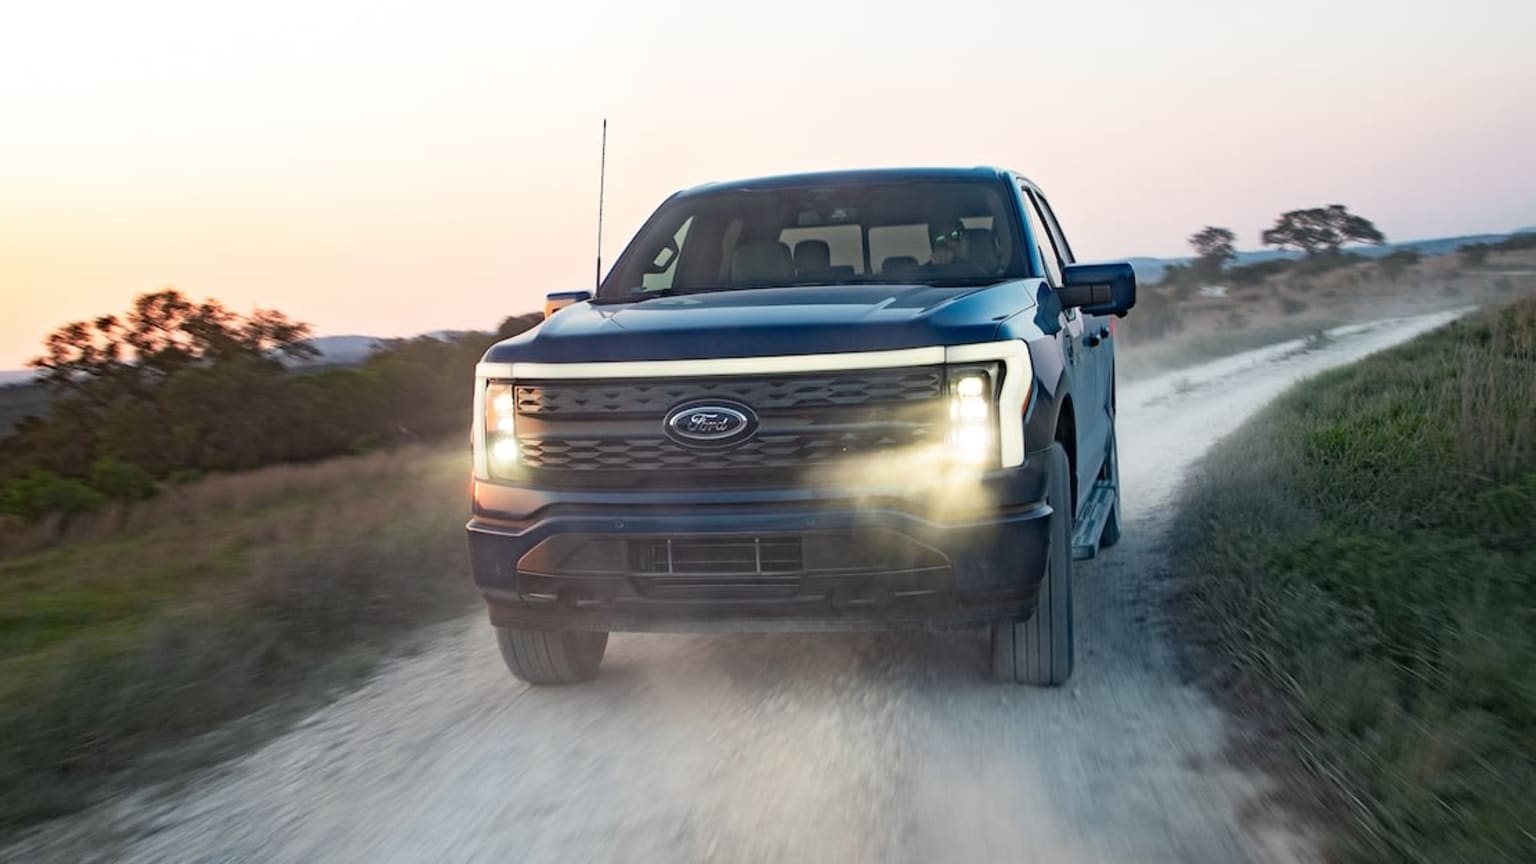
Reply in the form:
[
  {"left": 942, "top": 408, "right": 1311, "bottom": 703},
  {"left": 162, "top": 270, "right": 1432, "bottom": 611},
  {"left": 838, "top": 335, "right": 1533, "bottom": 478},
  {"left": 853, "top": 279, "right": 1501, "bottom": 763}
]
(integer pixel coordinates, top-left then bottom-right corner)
[
  {"left": 1376, "top": 248, "right": 1421, "bottom": 278},
  {"left": 1228, "top": 258, "right": 1294, "bottom": 286},
  {"left": 0, "top": 470, "right": 106, "bottom": 521},
  {"left": 1293, "top": 250, "right": 1364, "bottom": 276},
  {"left": 89, "top": 459, "right": 157, "bottom": 501},
  {"left": 1494, "top": 232, "right": 1536, "bottom": 252}
]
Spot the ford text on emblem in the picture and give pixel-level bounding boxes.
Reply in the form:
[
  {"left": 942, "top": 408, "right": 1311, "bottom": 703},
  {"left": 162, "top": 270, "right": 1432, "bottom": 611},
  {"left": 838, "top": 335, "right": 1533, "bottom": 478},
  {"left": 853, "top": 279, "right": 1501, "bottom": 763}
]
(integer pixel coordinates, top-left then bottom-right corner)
[{"left": 663, "top": 401, "right": 758, "bottom": 447}]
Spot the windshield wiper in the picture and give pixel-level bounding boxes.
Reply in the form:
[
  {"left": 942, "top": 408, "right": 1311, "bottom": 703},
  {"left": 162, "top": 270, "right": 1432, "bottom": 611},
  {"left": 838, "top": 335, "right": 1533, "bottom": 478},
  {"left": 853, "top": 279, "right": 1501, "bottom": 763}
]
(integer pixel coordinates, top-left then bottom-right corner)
[
  {"left": 911, "top": 276, "right": 1009, "bottom": 288},
  {"left": 589, "top": 286, "right": 736, "bottom": 305}
]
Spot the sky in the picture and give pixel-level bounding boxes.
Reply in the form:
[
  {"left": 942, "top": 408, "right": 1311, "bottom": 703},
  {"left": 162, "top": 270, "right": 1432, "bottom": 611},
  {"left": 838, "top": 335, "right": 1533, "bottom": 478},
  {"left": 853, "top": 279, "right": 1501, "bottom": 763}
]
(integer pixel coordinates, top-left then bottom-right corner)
[{"left": 2, "top": 0, "right": 1535, "bottom": 367}]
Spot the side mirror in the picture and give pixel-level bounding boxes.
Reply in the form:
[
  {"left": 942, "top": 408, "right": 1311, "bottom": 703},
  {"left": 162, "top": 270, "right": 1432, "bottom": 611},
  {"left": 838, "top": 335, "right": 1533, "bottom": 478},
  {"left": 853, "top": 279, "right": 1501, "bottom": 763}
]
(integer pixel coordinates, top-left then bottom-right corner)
[
  {"left": 1059, "top": 262, "right": 1137, "bottom": 317},
  {"left": 544, "top": 290, "right": 592, "bottom": 319}
]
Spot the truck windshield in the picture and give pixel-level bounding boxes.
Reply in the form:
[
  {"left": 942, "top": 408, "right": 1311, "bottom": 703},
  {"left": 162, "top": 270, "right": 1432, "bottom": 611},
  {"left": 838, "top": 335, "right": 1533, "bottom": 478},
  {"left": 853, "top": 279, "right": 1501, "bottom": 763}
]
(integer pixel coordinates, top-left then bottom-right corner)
[{"left": 598, "top": 180, "right": 1026, "bottom": 300}]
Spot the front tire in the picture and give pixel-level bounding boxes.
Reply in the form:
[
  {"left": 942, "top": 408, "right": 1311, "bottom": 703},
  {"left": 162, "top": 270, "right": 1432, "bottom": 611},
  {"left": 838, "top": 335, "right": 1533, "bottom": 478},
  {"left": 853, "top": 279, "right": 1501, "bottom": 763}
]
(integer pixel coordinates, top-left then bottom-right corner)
[
  {"left": 990, "top": 443, "right": 1074, "bottom": 686},
  {"left": 495, "top": 626, "right": 608, "bottom": 685}
]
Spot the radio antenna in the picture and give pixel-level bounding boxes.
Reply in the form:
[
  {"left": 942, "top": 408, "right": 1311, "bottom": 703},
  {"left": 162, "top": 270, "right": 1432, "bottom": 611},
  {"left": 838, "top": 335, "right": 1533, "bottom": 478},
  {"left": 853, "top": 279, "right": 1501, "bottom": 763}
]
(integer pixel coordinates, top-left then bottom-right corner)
[{"left": 595, "top": 118, "right": 607, "bottom": 291}]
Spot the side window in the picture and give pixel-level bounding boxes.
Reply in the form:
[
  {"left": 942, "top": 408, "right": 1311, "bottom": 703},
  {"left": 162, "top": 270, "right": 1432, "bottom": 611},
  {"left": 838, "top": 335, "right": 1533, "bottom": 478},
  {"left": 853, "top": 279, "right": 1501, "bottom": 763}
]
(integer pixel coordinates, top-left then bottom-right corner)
[
  {"left": 1020, "top": 189, "right": 1063, "bottom": 285},
  {"left": 641, "top": 216, "right": 693, "bottom": 291},
  {"left": 1032, "top": 193, "right": 1075, "bottom": 264}
]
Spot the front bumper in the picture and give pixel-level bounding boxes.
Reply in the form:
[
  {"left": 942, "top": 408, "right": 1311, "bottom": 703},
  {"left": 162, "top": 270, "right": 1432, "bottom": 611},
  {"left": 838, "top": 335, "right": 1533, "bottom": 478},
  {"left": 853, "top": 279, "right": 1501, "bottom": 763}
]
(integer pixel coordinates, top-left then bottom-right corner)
[{"left": 467, "top": 461, "right": 1054, "bottom": 633}]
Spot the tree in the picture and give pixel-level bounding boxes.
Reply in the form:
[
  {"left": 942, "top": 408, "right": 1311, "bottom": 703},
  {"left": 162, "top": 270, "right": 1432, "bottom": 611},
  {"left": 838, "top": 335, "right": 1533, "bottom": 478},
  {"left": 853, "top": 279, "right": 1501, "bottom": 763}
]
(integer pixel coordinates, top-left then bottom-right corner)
[
  {"left": 1188, "top": 226, "right": 1237, "bottom": 278},
  {"left": 497, "top": 313, "right": 544, "bottom": 339},
  {"left": 1459, "top": 243, "right": 1490, "bottom": 266},
  {"left": 1261, "top": 205, "right": 1385, "bottom": 256},
  {"left": 27, "top": 289, "right": 316, "bottom": 403}
]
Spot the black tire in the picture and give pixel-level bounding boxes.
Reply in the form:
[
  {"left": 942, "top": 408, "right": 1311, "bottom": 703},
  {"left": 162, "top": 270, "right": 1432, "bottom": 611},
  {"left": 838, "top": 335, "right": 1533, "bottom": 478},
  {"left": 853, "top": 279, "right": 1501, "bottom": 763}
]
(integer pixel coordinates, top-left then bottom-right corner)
[
  {"left": 1099, "top": 427, "right": 1122, "bottom": 549},
  {"left": 990, "top": 443, "right": 1074, "bottom": 686},
  {"left": 495, "top": 626, "right": 608, "bottom": 685}
]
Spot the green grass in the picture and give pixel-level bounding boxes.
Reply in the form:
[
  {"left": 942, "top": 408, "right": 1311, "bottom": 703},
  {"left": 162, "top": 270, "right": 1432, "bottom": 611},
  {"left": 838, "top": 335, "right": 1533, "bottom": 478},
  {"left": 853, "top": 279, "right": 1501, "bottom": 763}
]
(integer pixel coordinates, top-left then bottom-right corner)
[
  {"left": 1174, "top": 298, "right": 1536, "bottom": 863},
  {"left": 0, "top": 447, "right": 474, "bottom": 830}
]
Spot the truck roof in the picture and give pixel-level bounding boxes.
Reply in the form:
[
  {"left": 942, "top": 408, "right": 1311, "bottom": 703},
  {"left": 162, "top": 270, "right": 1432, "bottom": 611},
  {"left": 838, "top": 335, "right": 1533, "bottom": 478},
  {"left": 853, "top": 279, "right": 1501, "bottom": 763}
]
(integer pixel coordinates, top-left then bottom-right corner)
[{"left": 676, "top": 166, "right": 1026, "bottom": 198}]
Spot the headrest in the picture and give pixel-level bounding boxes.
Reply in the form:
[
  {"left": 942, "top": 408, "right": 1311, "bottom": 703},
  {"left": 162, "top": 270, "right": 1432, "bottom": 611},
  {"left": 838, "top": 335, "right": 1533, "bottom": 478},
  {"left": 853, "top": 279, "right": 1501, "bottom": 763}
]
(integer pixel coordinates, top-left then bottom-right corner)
[
  {"left": 880, "top": 256, "right": 921, "bottom": 278},
  {"left": 964, "top": 228, "right": 1000, "bottom": 272},
  {"left": 793, "top": 240, "right": 832, "bottom": 274},
  {"left": 731, "top": 241, "right": 793, "bottom": 284}
]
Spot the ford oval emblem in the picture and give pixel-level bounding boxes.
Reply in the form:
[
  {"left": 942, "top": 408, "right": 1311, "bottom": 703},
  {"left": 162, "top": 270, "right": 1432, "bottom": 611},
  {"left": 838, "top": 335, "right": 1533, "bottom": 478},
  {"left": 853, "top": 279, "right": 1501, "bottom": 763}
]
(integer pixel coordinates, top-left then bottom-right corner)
[{"left": 664, "top": 400, "right": 758, "bottom": 448}]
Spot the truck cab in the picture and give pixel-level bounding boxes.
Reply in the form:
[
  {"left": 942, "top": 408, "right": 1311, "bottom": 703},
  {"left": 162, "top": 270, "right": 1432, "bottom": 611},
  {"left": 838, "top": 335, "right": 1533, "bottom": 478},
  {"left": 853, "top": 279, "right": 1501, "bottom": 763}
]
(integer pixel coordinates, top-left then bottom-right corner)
[{"left": 467, "top": 167, "right": 1135, "bottom": 685}]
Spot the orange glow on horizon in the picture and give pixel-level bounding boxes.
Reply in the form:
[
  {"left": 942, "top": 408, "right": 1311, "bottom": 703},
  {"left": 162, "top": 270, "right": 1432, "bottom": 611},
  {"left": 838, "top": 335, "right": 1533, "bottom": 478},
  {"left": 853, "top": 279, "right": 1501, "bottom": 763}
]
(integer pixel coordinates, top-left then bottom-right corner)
[{"left": 3, "top": 0, "right": 1534, "bottom": 367}]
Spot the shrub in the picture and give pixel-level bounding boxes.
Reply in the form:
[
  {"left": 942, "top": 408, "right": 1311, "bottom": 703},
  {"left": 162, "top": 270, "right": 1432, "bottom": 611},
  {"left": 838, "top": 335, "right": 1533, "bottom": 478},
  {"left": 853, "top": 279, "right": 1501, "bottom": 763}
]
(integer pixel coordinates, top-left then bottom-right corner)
[
  {"left": 1228, "top": 258, "right": 1294, "bottom": 286},
  {"left": 1376, "top": 248, "right": 1421, "bottom": 278},
  {"left": 0, "top": 470, "right": 106, "bottom": 521},
  {"left": 89, "top": 459, "right": 157, "bottom": 501}
]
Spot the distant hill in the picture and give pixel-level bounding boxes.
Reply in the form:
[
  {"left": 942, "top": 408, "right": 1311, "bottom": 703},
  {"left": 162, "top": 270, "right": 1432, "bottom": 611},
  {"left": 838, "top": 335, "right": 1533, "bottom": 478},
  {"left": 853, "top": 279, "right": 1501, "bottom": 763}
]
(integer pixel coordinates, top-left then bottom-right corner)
[
  {"left": 0, "top": 369, "right": 33, "bottom": 387},
  {"left": 1128, "top": 229, "right": 1527, "bottom": 284},
  {"left": 293, "top": 334, "right": 382, "bottom": 366}
]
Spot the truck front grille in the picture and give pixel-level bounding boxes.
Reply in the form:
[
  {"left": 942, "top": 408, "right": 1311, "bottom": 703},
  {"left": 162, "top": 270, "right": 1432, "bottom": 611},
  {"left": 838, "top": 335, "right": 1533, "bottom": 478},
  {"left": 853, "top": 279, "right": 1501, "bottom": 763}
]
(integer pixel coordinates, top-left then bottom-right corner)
[
  {"left": 518, "top": 429, "right": 933, "bottom": 472},
  {"left": 511, "top": 368, "right": 947, "bottom": 489},
  {"left": 516, "top": 370, "right": 941, "bottom": 417}
]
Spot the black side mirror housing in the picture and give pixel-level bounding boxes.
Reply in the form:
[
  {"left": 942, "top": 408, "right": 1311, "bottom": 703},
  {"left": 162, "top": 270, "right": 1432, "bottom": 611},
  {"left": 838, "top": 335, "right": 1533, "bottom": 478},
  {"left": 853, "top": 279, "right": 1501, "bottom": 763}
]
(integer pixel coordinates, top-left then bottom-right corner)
[
  {"left": 1059, "top": 262, "right": 1137, "bottom": 317},
  {"left": 544, "top": 290, "right": 592, "bottom": 319}
]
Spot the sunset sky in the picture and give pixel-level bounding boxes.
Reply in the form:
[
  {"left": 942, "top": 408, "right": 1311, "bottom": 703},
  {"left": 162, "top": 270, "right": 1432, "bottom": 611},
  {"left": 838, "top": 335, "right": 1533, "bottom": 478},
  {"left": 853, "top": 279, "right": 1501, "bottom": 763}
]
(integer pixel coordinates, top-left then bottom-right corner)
[{"left": 3, "top": 0, "right": 1534, "bottom": 367}]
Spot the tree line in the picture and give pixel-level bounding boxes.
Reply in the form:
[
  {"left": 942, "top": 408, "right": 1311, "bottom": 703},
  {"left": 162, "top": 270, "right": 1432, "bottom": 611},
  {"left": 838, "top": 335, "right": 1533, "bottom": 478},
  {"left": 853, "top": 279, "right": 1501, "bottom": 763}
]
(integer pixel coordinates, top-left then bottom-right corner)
[
  {"left": 0, "top": 289, "right": 541, "bottom": 522},
  {"left": 1186, "top": 204, "right": 1387, "bottom": 280}
]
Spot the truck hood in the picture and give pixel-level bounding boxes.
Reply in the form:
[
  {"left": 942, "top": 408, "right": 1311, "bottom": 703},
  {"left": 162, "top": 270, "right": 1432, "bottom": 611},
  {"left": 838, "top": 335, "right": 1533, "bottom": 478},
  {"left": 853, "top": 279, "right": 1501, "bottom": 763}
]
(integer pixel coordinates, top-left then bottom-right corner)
[{"left": 483, "top": 281, "right": 1043, "bottom": 364}]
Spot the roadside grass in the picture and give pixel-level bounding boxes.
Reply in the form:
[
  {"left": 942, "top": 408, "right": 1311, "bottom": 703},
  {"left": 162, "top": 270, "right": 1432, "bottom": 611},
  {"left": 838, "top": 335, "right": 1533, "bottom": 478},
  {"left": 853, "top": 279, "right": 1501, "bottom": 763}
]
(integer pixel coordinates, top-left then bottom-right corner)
[
  {"left": 0, "top": 446, "right": 474, "bottom": 831},
  {"left": 1173, "top": 297, "right": 1536, "bottom": 863}
]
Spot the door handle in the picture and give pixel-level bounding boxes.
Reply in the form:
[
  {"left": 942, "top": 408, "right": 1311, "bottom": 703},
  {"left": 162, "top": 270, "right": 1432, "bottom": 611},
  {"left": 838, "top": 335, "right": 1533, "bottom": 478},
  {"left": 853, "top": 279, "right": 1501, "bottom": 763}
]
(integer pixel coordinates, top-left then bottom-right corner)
[{"left": 1084, "top": 326, "right": 1109, "bottom": 348}]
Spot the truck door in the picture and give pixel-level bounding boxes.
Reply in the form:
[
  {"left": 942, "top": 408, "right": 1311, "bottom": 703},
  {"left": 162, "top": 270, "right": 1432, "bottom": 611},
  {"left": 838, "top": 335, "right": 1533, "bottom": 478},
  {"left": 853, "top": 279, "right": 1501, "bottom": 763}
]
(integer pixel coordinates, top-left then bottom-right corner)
[{"left": 1020, "top": 187, "right": 1110, "bottom": 511}]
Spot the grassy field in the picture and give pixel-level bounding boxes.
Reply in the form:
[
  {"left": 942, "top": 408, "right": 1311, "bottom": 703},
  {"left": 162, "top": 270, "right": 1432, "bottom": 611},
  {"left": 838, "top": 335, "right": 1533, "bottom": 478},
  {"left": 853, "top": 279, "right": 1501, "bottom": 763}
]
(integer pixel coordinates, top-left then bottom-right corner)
[
  {"left": 1174, "top": 298, "right": 1536, "bottom": 862},
  {"left": 0, "top": 446, "right": 474, "bottom": 830}
]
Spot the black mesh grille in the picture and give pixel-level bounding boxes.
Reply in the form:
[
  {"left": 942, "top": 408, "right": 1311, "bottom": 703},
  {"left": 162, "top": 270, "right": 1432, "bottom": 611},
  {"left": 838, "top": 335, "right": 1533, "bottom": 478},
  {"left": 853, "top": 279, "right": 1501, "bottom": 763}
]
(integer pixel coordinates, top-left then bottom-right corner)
[
  {"left": 516, "top": 369, "right": 942, "bottom": 417},
  {"left": 629, "top": 537, "right": 806, "bottom": 598},
  {"left": 518, "top": 428, "right": 934, "bottom": 471},
  {"left": 510, "top": 368, "right": 947, "bottom": 487},
  {"left": 632, "top": 537, "right": 805, "bottom": 575}
]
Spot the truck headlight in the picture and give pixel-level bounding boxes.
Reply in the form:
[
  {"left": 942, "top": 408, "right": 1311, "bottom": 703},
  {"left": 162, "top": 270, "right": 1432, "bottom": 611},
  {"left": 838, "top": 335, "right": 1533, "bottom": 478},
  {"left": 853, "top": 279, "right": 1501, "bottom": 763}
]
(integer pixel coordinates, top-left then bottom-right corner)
[
  {"left": 484, "top": 382, "right": 519, "bottom": 475},
  {"left": 948, "top": 367, "right": 998, "bottom": 466}
]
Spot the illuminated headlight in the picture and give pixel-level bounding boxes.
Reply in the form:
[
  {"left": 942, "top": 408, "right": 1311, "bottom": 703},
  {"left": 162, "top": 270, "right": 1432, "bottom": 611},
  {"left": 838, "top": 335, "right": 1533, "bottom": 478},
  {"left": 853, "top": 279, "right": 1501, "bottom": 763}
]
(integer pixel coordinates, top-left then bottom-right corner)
[
  {"left": 484, "top": 382, "right": 519, "bottom": 476},
  {"left": 948, "top": 368, "right": 997, "bottom": 466}
]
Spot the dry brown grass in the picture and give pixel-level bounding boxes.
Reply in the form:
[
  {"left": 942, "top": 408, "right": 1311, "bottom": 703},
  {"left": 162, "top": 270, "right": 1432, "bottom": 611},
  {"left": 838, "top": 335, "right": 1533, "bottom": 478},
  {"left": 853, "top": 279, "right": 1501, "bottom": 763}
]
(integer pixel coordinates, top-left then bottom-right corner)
[
  {"left": 1119, "top": 248, "right": 1536, "bottom": 379},
  {"left": 0, "top": 444, "right": 474, "bottom": 830},
  {"left": 1, "top": 447, "right": 461, "bottom": 558}
]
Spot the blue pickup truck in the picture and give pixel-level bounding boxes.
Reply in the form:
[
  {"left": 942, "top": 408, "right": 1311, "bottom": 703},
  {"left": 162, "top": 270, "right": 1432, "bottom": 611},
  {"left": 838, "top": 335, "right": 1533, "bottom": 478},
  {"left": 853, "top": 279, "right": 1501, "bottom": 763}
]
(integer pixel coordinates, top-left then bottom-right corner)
[{"left": 467, "top": 167, "right": 1135, "bottom": 686}]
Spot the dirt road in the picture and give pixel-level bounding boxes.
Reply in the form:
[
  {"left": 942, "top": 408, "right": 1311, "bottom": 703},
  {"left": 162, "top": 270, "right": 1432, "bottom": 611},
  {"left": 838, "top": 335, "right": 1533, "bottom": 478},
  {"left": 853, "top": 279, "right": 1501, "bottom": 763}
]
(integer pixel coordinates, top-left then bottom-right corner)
[{"left": 8, "top": 310, "right": 1466, "bottom": 864}]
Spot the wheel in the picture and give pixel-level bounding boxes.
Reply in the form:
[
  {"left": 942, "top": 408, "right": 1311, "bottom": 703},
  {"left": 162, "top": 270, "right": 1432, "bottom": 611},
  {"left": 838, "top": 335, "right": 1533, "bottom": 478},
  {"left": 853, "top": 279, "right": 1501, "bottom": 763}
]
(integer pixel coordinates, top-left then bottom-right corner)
[
  {"left": 1099, "top": 428, "right": 1122, "bottom": 549},
  {"left": 495, "top": 626, "right": 608, "bottom": 685},
  {"left": 990, "top": 443, "right": 1074, "bottom": 686}
]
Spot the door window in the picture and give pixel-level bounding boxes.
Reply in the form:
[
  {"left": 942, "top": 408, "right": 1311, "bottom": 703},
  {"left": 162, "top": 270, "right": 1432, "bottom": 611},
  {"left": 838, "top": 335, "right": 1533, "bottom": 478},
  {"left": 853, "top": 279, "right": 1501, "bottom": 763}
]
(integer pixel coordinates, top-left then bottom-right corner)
[
  {"left": 1031, "top": 192, "right": 1076, "bottom": 264},
  {"left": 1020, "top": 189, "right": 1064, "bottom": 285}
]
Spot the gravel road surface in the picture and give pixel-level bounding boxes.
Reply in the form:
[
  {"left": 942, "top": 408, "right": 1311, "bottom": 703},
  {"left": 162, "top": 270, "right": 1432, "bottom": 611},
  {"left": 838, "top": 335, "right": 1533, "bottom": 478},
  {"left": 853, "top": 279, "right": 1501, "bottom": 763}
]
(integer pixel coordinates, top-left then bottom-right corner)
[{"left": 7, "top": 310, "right": 1466, "bottom": 864}]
